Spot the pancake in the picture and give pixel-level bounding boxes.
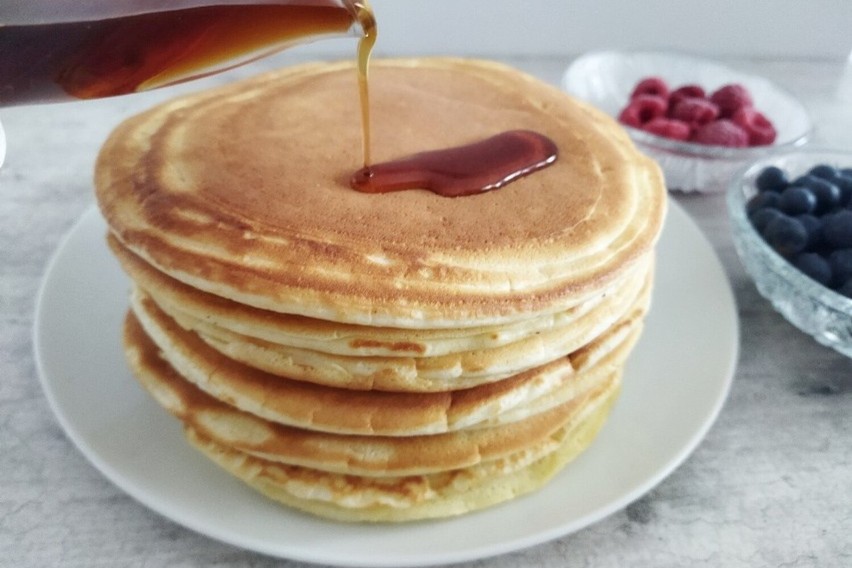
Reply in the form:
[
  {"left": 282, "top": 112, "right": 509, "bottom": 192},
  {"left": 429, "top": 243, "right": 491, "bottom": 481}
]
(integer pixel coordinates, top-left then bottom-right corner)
[
  {"left": 138, "top": 259, "right": 651, "bottom": 391},
  {"left": 108, "top": 233, "right": 628, "bottom": 358},
  {"left": 124, "top": 311, "right": 624, "bottom": 478},
  {"left": 472, "top": 317, "right": 642, "bottom": 429},
  {"left": 128, "top": 290, "right": 645, "bottom": 436},
  {"left": 95, "top": 57, "right": 666, "bottom": 329},
  {"left": 183, "top": 381, "right": 619, "bottom": 522}
]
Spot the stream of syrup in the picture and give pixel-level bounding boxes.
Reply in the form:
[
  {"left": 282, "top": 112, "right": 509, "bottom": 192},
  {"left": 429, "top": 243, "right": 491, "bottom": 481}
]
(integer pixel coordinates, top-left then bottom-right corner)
[{"left": 352, "top": 2, "right": 376, "bottom": 169}]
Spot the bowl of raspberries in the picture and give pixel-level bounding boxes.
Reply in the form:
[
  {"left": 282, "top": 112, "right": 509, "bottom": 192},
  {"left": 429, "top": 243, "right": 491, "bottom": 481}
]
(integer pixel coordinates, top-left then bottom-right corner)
[
  {"left": 562, "top": 50, "right": 812, "bottom": 192},
  {"left": 728, "top": 149, "right": 852, "bottom": 358}
]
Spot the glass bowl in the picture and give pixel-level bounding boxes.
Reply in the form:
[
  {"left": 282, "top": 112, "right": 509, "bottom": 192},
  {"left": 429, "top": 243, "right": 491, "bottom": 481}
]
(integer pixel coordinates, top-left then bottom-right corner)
[
  {"left": 562, "top": 50, "right": 813, "bottom": 193},
  {"left": 728, "top": 149, "right": 852, "bottom": 358}
]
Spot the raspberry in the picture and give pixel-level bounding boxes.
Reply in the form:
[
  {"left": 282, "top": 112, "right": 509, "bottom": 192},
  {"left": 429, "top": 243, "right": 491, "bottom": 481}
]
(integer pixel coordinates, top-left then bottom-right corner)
[
  {"left": 641, "top": 117, "right": 691, "bottom": 140},
  {"left": 621, "top": 78, "right": 774, "bottom": 148},
  {"left": 630, "top": 76, "right": 669, "bottom": 99},
  {"left": 691, "top": 119, "right": 749, "bottom": 147},
  {"left": 732, "top": 107, "right": 777, "bottom": 146},
  {"left": 668, "top": 84, "right": 705, "bottom": 109},
  {"left": 709, "top": 84, "right": 753, "bottom": 118},
  {"left": 618, "top": 94, "right": 668, "bottom": 127},
  {"left": 671, "top": 98, "right": 719, "bottom": 126}
]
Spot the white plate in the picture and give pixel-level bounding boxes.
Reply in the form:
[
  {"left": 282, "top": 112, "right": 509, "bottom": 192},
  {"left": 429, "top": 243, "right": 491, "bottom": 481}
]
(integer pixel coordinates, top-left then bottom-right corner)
[{"left": 34, "top": 200, "right": 738, "bottom": 567}]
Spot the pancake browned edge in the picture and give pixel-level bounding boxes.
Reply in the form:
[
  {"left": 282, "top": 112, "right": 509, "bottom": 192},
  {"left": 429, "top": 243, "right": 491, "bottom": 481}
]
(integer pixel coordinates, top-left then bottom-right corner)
[{"left": 95, "top": 57, "right": 667, "bottom": 522}]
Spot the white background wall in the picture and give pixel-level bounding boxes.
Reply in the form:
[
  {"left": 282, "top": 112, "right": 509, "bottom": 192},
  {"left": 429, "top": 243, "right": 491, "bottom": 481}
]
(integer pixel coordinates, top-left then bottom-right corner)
[{"left": 312, "top": 0, "right": 852, "bottom": 60}]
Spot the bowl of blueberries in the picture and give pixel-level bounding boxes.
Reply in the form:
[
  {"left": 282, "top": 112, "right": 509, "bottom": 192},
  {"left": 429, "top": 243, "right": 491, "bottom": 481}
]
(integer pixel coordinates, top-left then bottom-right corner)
[
  {"left": 728, "top": 149, "right": 852, "bottom": 357},
  {"left": 562, "top": 50, "right": 812, "bottom": 193}
]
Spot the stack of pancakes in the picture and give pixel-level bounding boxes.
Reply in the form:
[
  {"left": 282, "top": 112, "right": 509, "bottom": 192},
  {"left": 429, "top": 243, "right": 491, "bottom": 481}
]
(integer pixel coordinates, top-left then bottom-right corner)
[{"left": 94, "top": 58, "right": 666, "bottom": 522}]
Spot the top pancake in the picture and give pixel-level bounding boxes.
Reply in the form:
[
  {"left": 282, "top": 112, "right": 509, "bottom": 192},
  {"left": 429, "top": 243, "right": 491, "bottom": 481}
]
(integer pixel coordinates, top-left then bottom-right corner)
[{"left": 95, "top": 57, "right": 666, "bottom": 328}]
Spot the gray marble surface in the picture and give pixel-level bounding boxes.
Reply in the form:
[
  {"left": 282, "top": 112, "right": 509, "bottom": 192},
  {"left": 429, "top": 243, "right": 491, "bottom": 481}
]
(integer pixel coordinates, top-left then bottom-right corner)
[{"left": 1, "top": 54, "right": 851, "bottom": 568}]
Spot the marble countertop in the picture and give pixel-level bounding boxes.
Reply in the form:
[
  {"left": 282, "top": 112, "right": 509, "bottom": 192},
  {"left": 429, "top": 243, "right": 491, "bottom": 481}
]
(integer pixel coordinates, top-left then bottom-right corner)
[{"left": 1, "top": 54, "right": 850, "bottom": 568}]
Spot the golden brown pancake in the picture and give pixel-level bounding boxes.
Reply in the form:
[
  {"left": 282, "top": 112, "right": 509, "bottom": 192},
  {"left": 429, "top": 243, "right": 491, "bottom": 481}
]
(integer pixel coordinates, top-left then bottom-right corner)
[
  {"left": 183, "top": 381, "right": 619, "bottom": 522},
  {"left": 128, "top": 292, "right": 646, "bottom": 436},
  {"left": 95, "top": 58, "right": 666, "bottom": 328},
  {"left": 108, "top": 233, "right": 636, "bottom": 359},
  {"left": 132, "top": 260, "right": 651, "bottom": 391},
  {"left": 124, "top": 311, "right": 626, "bottom": 479}
]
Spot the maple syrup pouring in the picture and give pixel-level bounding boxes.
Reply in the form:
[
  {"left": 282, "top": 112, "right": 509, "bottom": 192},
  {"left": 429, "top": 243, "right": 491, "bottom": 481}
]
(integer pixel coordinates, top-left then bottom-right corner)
[
  {"left": 350, "top": 130, "right": 558, "bottom": 198},
  {"left": 352, "top": 2, "right": 376, "bottom": 168}
]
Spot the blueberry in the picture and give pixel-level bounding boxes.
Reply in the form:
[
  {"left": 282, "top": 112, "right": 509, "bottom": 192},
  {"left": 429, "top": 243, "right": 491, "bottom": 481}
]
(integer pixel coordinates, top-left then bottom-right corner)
[
  {"left": 822, "top": 210, "right": 852, "bottom": 249},
  {"left": 829, "top": 249, "right": 852, "bottom": 285},
  {"left": 764, "top": 215, "right": 809, "bottom": 256},
  {"left": 808, "top": 163, "right": 838, "bottom": 180},
  {"left": 750, "top": 208, "right": 785, "bottom": 233},
  {"left": 841, "top": 168, "right": 852, "bottom": 178},
  {"left": 746, "top": 191, "right": 780, "bottom": 214},
  {"left": 778, "top": 186, "right": 817, "bottom": 215},
  {"left": 796, "top": 214, "right": 824, "bottom": 250},
  {"left": 793, "top": 174, "right": 834, "bottom": 193},
  {"left": 833, "top": 175, "right": 852, "bottom": 206},
  {"left": 807, "top": 178, "right": 842, "bottom": 214},
  {"left": 755, "top": 166, "right": 789, "bottom": 192},
  {"left": 792, "top": 252, "right": 833, "bottom": 286}
]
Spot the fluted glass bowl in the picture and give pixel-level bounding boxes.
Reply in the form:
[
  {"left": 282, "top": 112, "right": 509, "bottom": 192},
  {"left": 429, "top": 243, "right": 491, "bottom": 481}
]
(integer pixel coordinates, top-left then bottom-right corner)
[
  {"left": 728, "top": 149, "right": 852, "bottom": 358},
  {"left": 562, "top": 50, "right": 812, "bottom": 193}
]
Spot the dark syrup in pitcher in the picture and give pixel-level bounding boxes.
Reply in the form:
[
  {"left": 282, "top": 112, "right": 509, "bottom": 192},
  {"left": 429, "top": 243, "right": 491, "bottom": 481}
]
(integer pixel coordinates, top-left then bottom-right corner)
[{"left": 0, "top": 1, "right": 365, "bottom": 103}]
